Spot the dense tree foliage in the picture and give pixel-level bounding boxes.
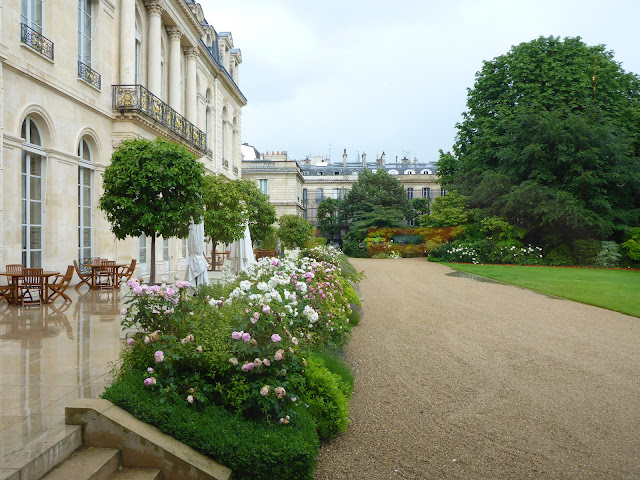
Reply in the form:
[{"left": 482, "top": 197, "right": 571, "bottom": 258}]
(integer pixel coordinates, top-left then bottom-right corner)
[
  {"left": 203, "top": 175, "right": 247, "bottom": 259},
  {"left": 449, "top": 36, "right": 640, "bottom": 244},
  {"left": 317, "top": 198, "right": 343, "bottom": 237},
  {"left": 278, "top": 215, "right": 313, "bottom": 250},
  {"left": 99, "top": 138, "right": 205, "bottom": 283},
  {"left": 236, "top": 179, "right": 277, "bottom": 246},
  {"left": 419, "top": 192, "right": 470, "bottom": 228}
]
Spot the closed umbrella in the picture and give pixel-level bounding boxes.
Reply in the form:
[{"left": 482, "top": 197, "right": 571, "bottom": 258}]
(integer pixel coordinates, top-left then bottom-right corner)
[
  {"left": 230, "top": 224, "right": 256, "bottom": 274},
  {"left": 185, "top": 222, "right": 209, "bottom": 287}
]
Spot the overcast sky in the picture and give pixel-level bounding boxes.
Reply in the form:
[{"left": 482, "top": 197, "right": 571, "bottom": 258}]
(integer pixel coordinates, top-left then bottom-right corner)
[{"left": 201, "top": 0, "right": 640, "bottom": 165}]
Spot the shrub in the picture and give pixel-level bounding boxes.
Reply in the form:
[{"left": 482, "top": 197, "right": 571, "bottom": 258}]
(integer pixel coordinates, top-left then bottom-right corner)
[
  {"left": 572, "top": 239, "right": 602, "bottom": 266},
  {"left": 545, "top": 245, "right": 574, "bottom": 266},
  {"left": 595, "top": 241, "right": 621, "bottom": 268},
  {"left": 301, "top": 355, "right": 350, "bottom": 440},
  {"left": 102, "top": 371, "right": 319, "bottom": 480},
  {"left": 620, "top": 228, "right": 640, "bottom": 263}
]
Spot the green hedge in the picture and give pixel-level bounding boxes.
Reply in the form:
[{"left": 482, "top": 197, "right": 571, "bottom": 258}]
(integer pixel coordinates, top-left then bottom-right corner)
[{"left": 102, "top": 371, "right": 319, "bottom": 480}]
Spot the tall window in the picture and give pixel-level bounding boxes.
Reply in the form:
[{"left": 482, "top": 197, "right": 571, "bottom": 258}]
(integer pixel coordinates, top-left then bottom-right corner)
[
  {"left": 205, "top": 91, "right": 213, "bottom": 150},
  {"left": 135, "top": 14, "right": 142, "bottom": 84},
  {"left": 78, "top": 0, "right": 92, "bottom": 66},
  {"left": 406, "top": 188, "right": 414, "bottom": 200},
  {"left": 162, "top": 238, "right": 170, "bottom": 261},
  {"left": 78, "top": 138, "right": 93, "bottom": 262},
  {"left": 334, "top": 188, "right": 341, "bottom": 200},
  {"left": 21, "top": 117, "right": 44, "bottom": 268},
  {"left": 258, "top": 179, "right": 268, "bottom": 196},
  {"left": 182, "top": 239, "right": 187, "bottom": 258},
  {"left": 440, "top": 188, "right": 447, "bottom": 197},
  {"left": 316, "top": 188, "right": 324, "bottom": 203},
  {"left": 21, "top": 0, "right": 43, "bottom": 33},
  {"left": 232, "top": 118, "right": 237, "bottom": 167},
  {"left": 139, "top": 234, "right": 147, "bottom": 264},
  {"left": 422, "top": 187, "right": 431, "bottom": 199},
  {"left": 221, "top": 118, "right": 227, "bottom": 162}
]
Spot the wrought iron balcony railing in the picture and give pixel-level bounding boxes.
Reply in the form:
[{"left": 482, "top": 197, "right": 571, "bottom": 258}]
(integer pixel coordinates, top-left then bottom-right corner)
[
  {"left": 112, "top": 85, "right": 207, "bottom": 153},
  {"left": 21, "top": 23, "right": 54, "bottom": 60},
  {"left": 222, "top": 158, "right": 229, "bottom": 169},
  {"left": 78, "top": 61, "right": 102, "bottom": 90}
]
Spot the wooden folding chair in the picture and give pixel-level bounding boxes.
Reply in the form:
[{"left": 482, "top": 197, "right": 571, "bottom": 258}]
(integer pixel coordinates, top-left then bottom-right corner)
[
  {"left": 20, "top": 268, "right": 44, "bottom": 307},
  {"left": 97, "top": 261, "right": 117, "bottom": 289},
  {"left": 73, "top": 260, "right": 93, "bottom": 291},
  {"left": 48, "top": 265, "right": 74, "bottom": 303},
  {"left": 117, "top": 259, "right": 137, "bottom": 286}
]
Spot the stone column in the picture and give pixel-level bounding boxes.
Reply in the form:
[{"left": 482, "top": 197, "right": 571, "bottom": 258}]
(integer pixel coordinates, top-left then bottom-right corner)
[
  {"left": 166, "top": 27, "right": 182, "bottom": 112},
  {"left": 145, "top": 1, "right": 164, "bottom": 96},
  {"left": 120, "top": 0, "right": 136, "bottom": 84},
  {"left": 185, "top": 47, "right": 198, "bottom": 123}
]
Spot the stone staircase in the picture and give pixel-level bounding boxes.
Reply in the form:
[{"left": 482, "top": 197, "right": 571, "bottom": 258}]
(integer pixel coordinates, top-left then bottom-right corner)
[
  {"left": 42, "top": 448, "right": 161, "bottom": 480},
  {"left": 3, "top": 399, "right": 231, "bottom": 480}
]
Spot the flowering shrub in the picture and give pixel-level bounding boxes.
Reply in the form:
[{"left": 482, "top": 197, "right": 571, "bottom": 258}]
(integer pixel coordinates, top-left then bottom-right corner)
[
  {"left": 115, "top": 247, "right": 360, "bottom": 430},
  {"left": 365, "top": 226, "right": 465, "bottom": 258}
]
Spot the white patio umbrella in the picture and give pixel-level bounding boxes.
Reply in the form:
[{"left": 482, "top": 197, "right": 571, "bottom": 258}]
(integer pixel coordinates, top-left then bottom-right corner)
[
  {"left": 230, "top": 224, "right": 256, "bottom": 274},
  {"left": 184, "top": 222, "right": 209, "bottom": 287}
]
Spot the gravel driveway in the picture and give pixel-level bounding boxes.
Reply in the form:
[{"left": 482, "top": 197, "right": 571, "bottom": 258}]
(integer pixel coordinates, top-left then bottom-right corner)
[{"left": 314, "top": 258, "right": 640, "bottom": 479}]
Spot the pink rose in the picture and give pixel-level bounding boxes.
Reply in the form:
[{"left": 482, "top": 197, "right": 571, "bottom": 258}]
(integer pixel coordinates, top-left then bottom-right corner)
[
  {"left": 229, "top": 357, "right": 238, "bottom": 366},
  {"left": 154, "top": 351, "right": 164, "bottom": 363},
  {"left": 231, "top": 331, "right": 241, "bottom": 340},
  {"left": 144, "top": 377, "right": 156, "bottom": 386},
  {"left": 132, "top": 286, "right": 143, "bottom": 295},
  {"left": 147, "top": 367, "right": 154, "bottom": 373},
  {"left": 241, "top": 362, "right": 255, "bottom": 372},
  {"left": 127, "top": 338, "right": 135, "bottom": 345},
  {"left": 242, "top": 332, "right": 251, "bottom": 342},
  {"left": 271, "top": 334, "right": 281, "bottom": 343},
  {"left": 292, "top": 337, "right": 298, "bottom": 345}
]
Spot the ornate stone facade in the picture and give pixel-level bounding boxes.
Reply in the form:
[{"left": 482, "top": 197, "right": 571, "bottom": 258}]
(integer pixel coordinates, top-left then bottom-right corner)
[{"left": 1, "top": 0, "right": 245, "bottom": 281}]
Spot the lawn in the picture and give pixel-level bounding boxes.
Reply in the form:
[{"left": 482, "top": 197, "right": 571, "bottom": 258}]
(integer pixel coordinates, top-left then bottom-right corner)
[{"left": 444, "top": 263, "right": 640, "bottom": 318}]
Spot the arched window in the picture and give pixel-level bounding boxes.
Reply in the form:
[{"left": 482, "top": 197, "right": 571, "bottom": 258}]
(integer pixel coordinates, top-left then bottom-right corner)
[
  {"left": 21, "top": 116, "right": 45, "bottom": 268},
  {"left": 388, "top": 169, "right": 399, "bottom": 175},
  {"left": 420, "top": 169, "right": 432, "bottom": 175},
  {"left": 135, "top": 13, "right": 142, "bottom": 84},
  {"left": 21, "top": 0, "right": 44, "bottom": 34},
  {"left": 78, "top": 138, "right": 93, "bottom": 262},
  {"left": 404, "top": 169, "right": 415, "bottom": 175}
]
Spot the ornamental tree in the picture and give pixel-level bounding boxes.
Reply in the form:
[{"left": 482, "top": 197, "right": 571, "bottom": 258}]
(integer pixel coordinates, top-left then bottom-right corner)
[
  {"left": 277, "top": 215, "right": 313, "bottom": 251},
  {"left": 451, "top": 36, "right": 640, "bottom": 244},
  {"left": 236, "top": 178, "right": 277, "bottom": 246},
  {"left": 203, "top": 175, "right": 248, "bottom": 261},
  {"left": 317, "top": 198, "right": 343, "bottom": 237},
  {"left": 99, "top": 138, "right": 205, "bottom": 284}
]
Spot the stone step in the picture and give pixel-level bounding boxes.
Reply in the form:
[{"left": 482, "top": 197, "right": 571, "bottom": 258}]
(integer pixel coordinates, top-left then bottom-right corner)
[
  {"left": 109, "top": 467, "right": 162, "bottom": 480},
  {"left": 41, "top": 448, "right": 121, "bottom": 480}
]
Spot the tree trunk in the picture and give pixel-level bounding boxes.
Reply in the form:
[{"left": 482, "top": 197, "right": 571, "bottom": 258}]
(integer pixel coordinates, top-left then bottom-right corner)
[
  {"left": 211, "top": 238, "right": 217, "bottom": 271},
  {"left": 150, "top": 232, "right": 156, "bottom": 285}
]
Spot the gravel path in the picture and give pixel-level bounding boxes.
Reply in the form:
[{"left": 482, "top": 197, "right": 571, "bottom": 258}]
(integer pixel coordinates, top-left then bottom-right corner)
[{"left": 314, "top": 258, "right": 640, "bottom": 480}]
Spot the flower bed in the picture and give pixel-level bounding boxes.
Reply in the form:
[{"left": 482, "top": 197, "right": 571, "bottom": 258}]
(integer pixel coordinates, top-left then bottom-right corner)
[
  {"left": 103, "top": 246, "right": 362, "bottom": 480},
  {"left": 365, "top": 226, "right": 465, "bottom": 258}
]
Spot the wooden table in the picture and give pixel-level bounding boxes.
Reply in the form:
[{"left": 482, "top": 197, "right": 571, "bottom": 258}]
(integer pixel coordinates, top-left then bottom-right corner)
[
  {"left": 85, "top": 263, "right": 127, "bottom": 289},
  {"left": 0, "top": 270, "right": 60, "bottom": 305}
]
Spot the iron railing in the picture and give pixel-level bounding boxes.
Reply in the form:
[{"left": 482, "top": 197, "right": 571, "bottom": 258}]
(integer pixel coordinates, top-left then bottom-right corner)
[
  {"left": 21, "top": 23, "right": 54, "bottom": 60},
  {"left": 112, "top": 84, "right": 207, "bottom": 153},
  {"left": 78, "top": 61, "right": 102, "bottom": 90}
]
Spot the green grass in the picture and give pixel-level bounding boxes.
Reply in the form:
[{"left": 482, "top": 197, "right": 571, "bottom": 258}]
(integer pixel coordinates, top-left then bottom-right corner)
[{"left": 444, "top": 263, "right": 640, "bottom": 318}]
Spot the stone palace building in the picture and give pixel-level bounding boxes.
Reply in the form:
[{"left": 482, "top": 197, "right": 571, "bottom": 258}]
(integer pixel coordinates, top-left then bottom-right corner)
[
  {"left": 0, "top": 0, "right": 246, "bottom": 281},
  {"left": 242, "top": 146, "right": 443, "bottom": 241}
]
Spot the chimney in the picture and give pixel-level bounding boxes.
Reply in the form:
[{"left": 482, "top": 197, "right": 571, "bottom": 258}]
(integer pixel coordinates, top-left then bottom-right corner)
[
  {"left": 343, "top": 148, "right": 347, "bottom": 168},
  {"left": 362, "top": 152, "right": 366, "bottom": 168},
  {"left": 381, "top": 151, "right": 386, "bottom": 167}
]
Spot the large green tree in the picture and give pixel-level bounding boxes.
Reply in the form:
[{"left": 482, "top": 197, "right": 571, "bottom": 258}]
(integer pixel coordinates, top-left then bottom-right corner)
[
  {"left": 235, "top": 178, "right": 277, "bottom": 246},
  {"left": 317, "top": 198, "right": 343, "bottom": 237},
  {"left": 203, "top": 175, "right": 247, "bottom": 260},
  {"left": 277, "top": 215, "right": 313, "bottom": 251},
  {"left": 450, "top": 36, "right": 640, "bottom": 244},
  {"left": 99, "top": 138, "right": 206, "bottom": 284}
]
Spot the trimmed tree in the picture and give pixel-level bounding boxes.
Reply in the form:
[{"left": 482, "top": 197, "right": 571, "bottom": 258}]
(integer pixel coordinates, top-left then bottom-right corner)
[
  {"left": 278, "top": 215, "right": 313, "bottom": 251},
  {"left": 236, "top": 178, "right": 277, "bottom": 246},
  {"left": 203, "top": 175, "right": 248, "bottom": 262},
  {"left": 99, "top": 138, "right": 205, "bottom": 284}
]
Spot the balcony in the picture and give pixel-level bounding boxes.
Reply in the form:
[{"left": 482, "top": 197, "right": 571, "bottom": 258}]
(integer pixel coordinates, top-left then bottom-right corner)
[
  {"left": 112, "top": 85, "right": 207, "bottom": 153},
  {"left": 78, "top": 61, "right": 102, "bottom": 90},
  {"left": 21, "top": 23, "right": 54, "bottom": 60}
]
